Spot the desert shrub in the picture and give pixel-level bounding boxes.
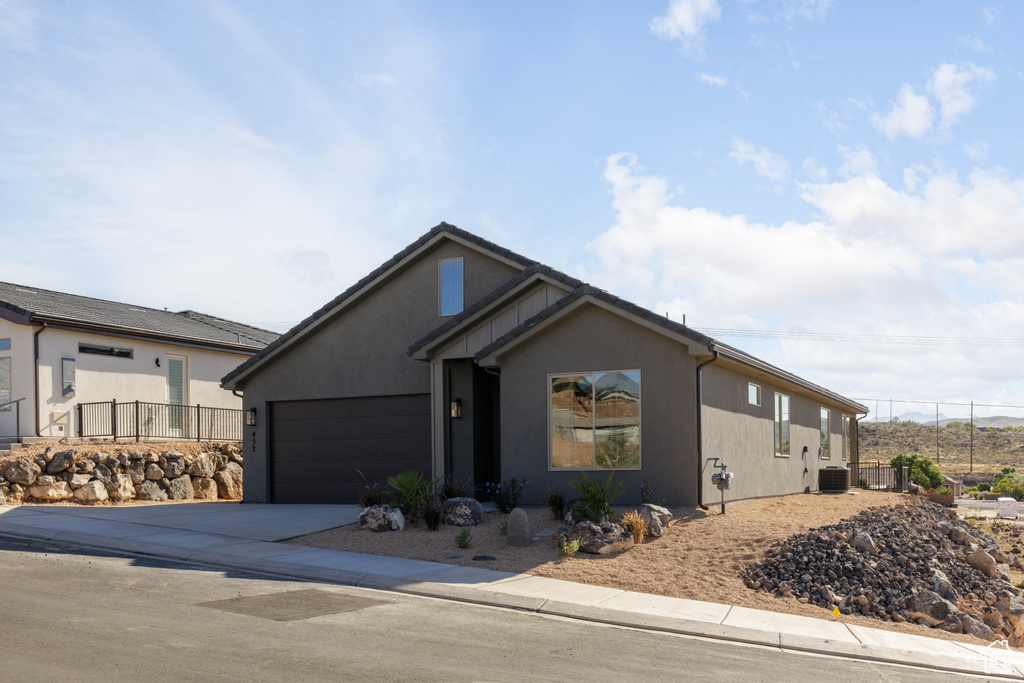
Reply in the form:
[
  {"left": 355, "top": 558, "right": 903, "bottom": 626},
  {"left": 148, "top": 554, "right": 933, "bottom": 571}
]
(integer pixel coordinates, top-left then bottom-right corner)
[
  {"left": 386, "top": 470, "right": 441, "bottom": 523},
  {"left": 357, "top": 483, "right": 384, "bottom": 508},
  {"left": 546, "top": 489, "right": 566, "bottom": 520},
  {"left": 438, "top": 476, "right": 470, "bottom": 502},
  {"left": 558, "top": 537, "right": 579, "bottom": 556},
  {"left": 858, "top": 477, "right": 869, "bottom": 489},
  {"left": 936, "top": 485, "right": 952, "bottom": 495},
  {"left": 890, "top": 454, "right": 943, "bottom": 490},
  {"left": 978, "top": 482, "right": 992, "bottom": 492},
  {"left": 993, "top": 467, "right": 1024, "bottom": 490},
  {"left": 423, "top": 501, "right": 442, "bottom": 531},
  {"left": 498, "top": 516, "right": 508, "bottom": 536},
  {"left": 639, "top": 480, "right": 655, "bottom": 504},
  {"left": 620, "top": 510, "right": 646, "bottom": 544},
  {"left": 455, "top": 527, "right": 472, "bottom": 548},
  {"left": 992, "top": 478, "right": 1024, "bottom": 500},
  {"left": 945, "top": 421, "right": 970, "bottom": 431},
  {"left": 569, "top": 472, "right": 625, "bottom": 523},
  {"left": 970, "top": 491, "right": 986, "bottom": 500},
  {"left": 484, "top": 478, "right": 529, "bottom": 514}
]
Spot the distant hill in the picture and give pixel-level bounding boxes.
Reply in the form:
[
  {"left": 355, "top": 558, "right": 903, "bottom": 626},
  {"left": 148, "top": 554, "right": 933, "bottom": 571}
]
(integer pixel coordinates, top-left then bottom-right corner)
[{"left": 889, "top": 413, "right": 1024, "bottom": 428}]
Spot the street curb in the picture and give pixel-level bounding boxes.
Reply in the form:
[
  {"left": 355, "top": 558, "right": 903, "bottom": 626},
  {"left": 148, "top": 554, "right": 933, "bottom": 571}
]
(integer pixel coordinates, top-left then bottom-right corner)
[{"left": 1, "top": 526, "right": 1021, "bottom": 680}]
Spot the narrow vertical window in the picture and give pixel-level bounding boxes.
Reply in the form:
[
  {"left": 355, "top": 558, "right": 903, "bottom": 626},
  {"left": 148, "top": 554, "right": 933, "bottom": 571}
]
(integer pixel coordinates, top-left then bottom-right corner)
[
  {"left": 748, "top": 382, "right": 761, "bottom": 406},
  {"left": 842, "top": 415, "right": 851, "bottom": 461},
  {"left": 439, "top": 258, "right": 464, "bottom": 316},
  {"left": 774, "top": 392, "right": 790, "bottom": 457},
  {"left": 0, "top": 357, "right": 10, "bottom": 412},
  {"left": 820, "top": 408, "right": 831, "bottom": 459}
]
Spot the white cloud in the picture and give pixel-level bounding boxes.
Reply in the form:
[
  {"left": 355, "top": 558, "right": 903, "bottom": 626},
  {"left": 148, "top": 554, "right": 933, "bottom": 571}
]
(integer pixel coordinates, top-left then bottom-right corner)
[
  {"left": 837, "top": 145, "right": 877, "bottom": 178},
  {"left": 0, "top": 0, "right": 37, "bottom": 49},
  {"left": 870, "top": 84, "right": 934, "bottom": 139},
  {"left": 582, "top": 154, "right": 1024, "bottom": 404},
  {"left": 958, "top": 35, "right": 991, "bottom": 53},
  {"left": 729, "top": 138, "right": 788, "bottom": 181},
  {"left": 803, "top": 157, "right": 828, "bottom": 181},
  {"left": 963, "top": 140, "right": 990, "bottom": 160},
  {"left": 697, "top": 73, "right": 728, "bottom": 86},
  {"left": 650, "top": 0, "right": 722, "bottom": 59},
  {"left": 927, "top": 63, "right": 996, "bottom": 129},
  {"left": 982, "top": 6, "right": 1000, "bottom": 24}
]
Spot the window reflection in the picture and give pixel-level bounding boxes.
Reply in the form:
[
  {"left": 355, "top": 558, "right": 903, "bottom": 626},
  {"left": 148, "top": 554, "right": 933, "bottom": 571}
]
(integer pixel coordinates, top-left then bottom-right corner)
[{"left": 551, "top": 371, "right": 640, "bottom": 469}]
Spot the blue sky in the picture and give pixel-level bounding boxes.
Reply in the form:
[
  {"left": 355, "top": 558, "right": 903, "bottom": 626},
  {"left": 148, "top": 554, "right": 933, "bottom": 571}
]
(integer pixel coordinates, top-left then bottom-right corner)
[{"left": 2, "top": 1, "right": 1023, "bottom": 418}]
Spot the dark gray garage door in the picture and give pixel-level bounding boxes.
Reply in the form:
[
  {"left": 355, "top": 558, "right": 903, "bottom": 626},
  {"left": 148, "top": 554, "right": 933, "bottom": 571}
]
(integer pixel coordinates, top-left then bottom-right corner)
[{"left": 269, "top": 394, "right": 431, "bottom": 504}]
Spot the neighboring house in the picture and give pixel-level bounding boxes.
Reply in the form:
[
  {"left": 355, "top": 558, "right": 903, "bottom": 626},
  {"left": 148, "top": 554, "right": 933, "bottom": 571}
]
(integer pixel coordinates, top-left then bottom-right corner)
[
  {"left": 0, "top": 282, "right": 278, "bottom": 440},
  {"left": 222, "top": 223, "right": 866, "bottom": 506}
]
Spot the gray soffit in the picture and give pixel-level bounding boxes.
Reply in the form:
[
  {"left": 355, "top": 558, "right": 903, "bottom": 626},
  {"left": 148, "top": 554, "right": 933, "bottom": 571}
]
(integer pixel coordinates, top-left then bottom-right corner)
[
  {"left": 0, "top": 281, "right": 277, "bottom": 352},
  {"left": 406, "top": 264, "right": 583, "bottom": 358},
  {"left": 221, "top": 222, "right": 536, "bottom": 387}
]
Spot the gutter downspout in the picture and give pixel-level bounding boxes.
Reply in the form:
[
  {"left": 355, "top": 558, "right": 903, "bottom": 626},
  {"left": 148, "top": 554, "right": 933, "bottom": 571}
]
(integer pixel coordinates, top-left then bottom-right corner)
[
  {"left": 232, "top": 390, "right": 243, "bottom": 399},
  {"left": 695, "top": 346, "right": 719, "bottom": 511},
  {"left": 33, "top": 322, "right": 47, "bottom": 437}
]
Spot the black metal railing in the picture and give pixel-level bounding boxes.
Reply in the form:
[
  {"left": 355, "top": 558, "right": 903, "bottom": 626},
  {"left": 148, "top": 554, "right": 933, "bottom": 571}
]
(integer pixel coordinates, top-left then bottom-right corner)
[
  {"left": 858, "top": 462, "right": 902, "bottom": 492},
  {"left": 77, "top": 400, "right": 242, "bottom": 442},
  {"left": 0, "top": 397, "right": 26, "bottom": 439}
]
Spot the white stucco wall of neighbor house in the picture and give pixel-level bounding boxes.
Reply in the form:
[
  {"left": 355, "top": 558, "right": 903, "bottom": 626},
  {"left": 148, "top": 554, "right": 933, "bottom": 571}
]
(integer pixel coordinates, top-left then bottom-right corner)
[
  {"left": 5, "top": 326, "right": 249, "bottom": 438},
  {"left": 0, "top": 319, "right": 36, "bottom": 438}
]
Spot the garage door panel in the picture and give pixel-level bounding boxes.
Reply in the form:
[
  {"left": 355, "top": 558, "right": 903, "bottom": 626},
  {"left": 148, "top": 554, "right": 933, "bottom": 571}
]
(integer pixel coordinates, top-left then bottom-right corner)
[
  {"left": 271, "top": 414, "right": 430, "bottom": 442},
  {"left": 272, "top": 395, "right": 429, "bottom": 421},
  {"left": 272, "top": 437, "right": 429, "bottom": 464},
  {"left": 269, "top": 393, "right": 431, "bottom": 504}
]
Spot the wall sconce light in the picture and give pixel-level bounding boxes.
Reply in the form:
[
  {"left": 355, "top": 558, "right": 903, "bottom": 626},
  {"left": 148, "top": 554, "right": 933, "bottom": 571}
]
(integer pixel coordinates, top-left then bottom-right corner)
[
  {"left": 246, "top": 408, "right": 257, "bottom": 426},
  {"left": 450, "top": 399, "right": 462, "bottom": 419},
  {"left": 155, "top": 358, "right": 161, "bottom": 367}
]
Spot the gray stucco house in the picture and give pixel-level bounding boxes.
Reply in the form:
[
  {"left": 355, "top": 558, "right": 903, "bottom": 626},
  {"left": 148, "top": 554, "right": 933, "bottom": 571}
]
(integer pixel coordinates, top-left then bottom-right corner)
[{"left": 222, "top": 223, "right": 866, "bottom": 507}]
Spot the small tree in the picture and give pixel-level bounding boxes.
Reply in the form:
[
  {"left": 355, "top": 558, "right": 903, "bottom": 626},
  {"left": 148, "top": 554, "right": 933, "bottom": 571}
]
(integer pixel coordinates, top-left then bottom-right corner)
[{"left": 890, "top": 454, "right": 944, "bottom": 490}]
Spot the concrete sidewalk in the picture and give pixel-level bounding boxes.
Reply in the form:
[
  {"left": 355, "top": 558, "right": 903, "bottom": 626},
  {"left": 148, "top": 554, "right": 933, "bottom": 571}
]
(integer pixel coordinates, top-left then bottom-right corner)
[{"left": 1, "top": 502, "right": 1022, "bottom": 680}]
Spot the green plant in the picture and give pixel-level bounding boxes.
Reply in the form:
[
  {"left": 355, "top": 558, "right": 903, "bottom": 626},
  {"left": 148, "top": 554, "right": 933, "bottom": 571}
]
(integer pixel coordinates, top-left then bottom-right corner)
[
  {"left": 423, "top": 501, "right": 442, "bottom": 531},
  {"left": 558, "top": 537, "right": 580, "bottom": 556},
  {"left": 620, "top": 510, "right": 646, "bottom": 544},
  {"left": 858, "top": 477, "right": 869, "bottom": 489},
  {"left": 971, "top": 491, "right": 986, "bottom": 500},
  {"left": 498, "top": 516, "right": 508, "bottom": 536},
  {"left": 936, "top": 485, "right": 952, "bottom": 495},
  {"left": 455, "top": 527, "right": 472, "bottom": 548},
  {"left": 890, "top": 454, "right": 944, "bottom": 490},
  {"left": 568, "top": 472, "right": 625, "bottom": 523},
  {"left": 386, "top": 470, "right": 441, "bottom": 523},
  {"left": 639, "top": 479, "right": 656, "bottom": 504},
  {"left": 484, "top": 478, "right": 530, "bottom": 514},
  {"left": 439, "top": 476, "right": 470, "bottom": 502},
  {"left": 546, "top": 489, "right": 566, "bottom": 520},
  {"left": 978, "top": 482, "right": 992, "bottom": 492},
  {"left": 357, "top": 482, "right": 384, "bottom": 508}
]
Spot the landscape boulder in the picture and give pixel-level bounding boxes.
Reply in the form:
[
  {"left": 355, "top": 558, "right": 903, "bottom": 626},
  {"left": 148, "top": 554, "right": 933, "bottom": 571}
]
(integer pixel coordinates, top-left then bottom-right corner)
[
  {"left": 639, "top": 503, "right": 672, "bottom": 537},
  {"left": 167, "top": 476, "right": 195, "bottom": 501},
  {"left": 73, "top": 480, "right": 109, "bottom": 504},
  {"left": 554, "top": 521, "right": 634, "bottom": 555},
  {"left": 851, "top": 533, "right": 879, "bottom": 555},
  {"left": 145, "top": 463, "right": 165, "bottom": 481},
  {"left": 69, "top": 473, "right": 93, "bottom": 489},
  {"left": 127, "top": 460, "right": 146, "bottom": 485},
  {"left": 505, "top": 508, "right": 532, "bottom": 547},
  {"left": 214, "top": 462, "right": 243, "bottom": 499},
  {"left": 358, "top": 505, "right": 405, "bottom": 532},
  {"left": 163, "top": 458, "right": 187, "bottom": 479},
  {"left": 907, "top": 589, "right": 958, "bottom": 626},
  {"left": 5, "top": 459, "right": 41, "bottom": 486},
  {"left": 440, "top": 497, "right": 483, "bottom": 526},
  {"left": 192, "top": 477, "right": 218, "bottom": 500},
  {"left": 968, "top": 548, "right": 1000, "bottom": 578},
  {"left": 28, "top": 481, "right": 73, "bottom": 501},
  {"left": 189, "top": 453, "right": 216, "bottom": 479},
  {"left": 106, "top": 474, "right": 136, "bottom": 502},
  {"left": 45, "top": 449, "right": 76, "bottom": 474},
  {"left": 135, "top": 480, "right": 168, "bottom": 502}
]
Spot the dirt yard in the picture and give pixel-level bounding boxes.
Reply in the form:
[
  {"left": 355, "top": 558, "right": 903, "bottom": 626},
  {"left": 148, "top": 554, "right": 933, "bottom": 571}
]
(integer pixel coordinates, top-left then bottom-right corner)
[{"left": 290, "top": 490, "right": 1001, "bottom": 648}]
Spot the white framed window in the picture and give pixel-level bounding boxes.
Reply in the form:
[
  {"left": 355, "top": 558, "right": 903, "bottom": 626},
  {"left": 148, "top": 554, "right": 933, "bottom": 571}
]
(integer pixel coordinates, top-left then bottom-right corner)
[
  {"left": 748, "top": 382, "right": 761, "bottom": 406},
  {"left": 774, "top": 392, "right": 790, "bottom": 457},
  {"left": 820, "top": 407, "right": 831, "bottom": 459},
  {"left": 550, "top": 370, "right": 641, "bottom": 470},
  {"left": 438, "top": 258, "right": 464, "bottom": 316},
  {"left": 0, "top": 356, "right": 10, "bottom": 412}
]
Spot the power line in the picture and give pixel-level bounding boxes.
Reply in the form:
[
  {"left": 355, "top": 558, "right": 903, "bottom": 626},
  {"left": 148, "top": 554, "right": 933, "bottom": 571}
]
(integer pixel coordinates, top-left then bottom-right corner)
[{"left": 695, "top": 327, "right": 1024, "bottom": 349}]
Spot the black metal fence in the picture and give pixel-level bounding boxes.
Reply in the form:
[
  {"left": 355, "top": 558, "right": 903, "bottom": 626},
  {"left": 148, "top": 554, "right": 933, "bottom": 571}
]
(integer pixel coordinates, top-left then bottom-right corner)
[
  {"left": 858, "top": 462, "right": 906, "bottom": 492},
  {"left": 78, "top": 400, "right": 242, "bottom": 442}
]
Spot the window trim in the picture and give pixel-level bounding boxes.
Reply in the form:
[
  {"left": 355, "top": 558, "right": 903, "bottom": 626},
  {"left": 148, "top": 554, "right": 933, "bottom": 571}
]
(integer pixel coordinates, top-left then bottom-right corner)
[
  {"left": 774, "top": 392, "right": 790, "bottom": 458},
  {"left": 548, "top": 369, "right": 642, "bottom": 471},
  {"left": 820, "top": 407, "right": 831, "bottom": 459},
  {"left": 438, "top": 257, "right": 464, "bottom": 317},
  {"left": 79, "top": 343, "right": 133, "bottom": 359},
  {"left": 747, "top": 382, "right": 761, "bottom": 407},
  {"left": 842, "top": 414, "right": 851, "bottom": 461}
]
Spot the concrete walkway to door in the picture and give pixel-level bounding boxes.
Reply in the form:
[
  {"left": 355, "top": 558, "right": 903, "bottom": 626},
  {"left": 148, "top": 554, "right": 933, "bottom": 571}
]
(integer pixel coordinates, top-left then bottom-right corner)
[{"left": 2, "top": 501, "right": 1024, "bottom": 680}]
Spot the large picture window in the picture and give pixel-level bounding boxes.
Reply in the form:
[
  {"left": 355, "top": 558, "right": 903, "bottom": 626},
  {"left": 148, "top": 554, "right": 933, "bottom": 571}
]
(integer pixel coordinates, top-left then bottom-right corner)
[
  {"left": 0, "top": 357, "right": 10, "bottom": 412},
  {"left": 774, "top": 392, "right": 790, "bottom": 457},
  {"left": 550, "top": 370, "right": 640, "bottom": 469},
  {"left": 820, "top": 407, "right": 831, "bottom": 459}
]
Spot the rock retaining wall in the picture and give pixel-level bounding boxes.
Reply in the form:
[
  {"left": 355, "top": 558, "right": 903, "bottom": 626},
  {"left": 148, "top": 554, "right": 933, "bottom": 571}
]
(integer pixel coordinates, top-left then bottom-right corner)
[{"left": 0, "top": 444, "right": 243, "bottom": 505}]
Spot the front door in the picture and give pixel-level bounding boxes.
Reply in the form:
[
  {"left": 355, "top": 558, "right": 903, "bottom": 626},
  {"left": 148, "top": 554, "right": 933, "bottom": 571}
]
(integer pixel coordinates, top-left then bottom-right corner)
[{"left": 167, "top": 354, "right": 188, "bottom": 435}]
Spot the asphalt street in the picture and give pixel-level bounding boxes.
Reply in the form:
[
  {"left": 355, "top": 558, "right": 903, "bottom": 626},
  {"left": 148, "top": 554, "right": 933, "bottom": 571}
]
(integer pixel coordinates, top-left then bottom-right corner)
[{"left": 0, "top": 536, "right": 989, "bottom": 682}]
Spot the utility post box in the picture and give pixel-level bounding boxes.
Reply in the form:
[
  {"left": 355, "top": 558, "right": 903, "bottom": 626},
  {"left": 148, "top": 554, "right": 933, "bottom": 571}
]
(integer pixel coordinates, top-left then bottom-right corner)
[{"left": 998, "top": 497, "right": 1018, "bottom": 520}]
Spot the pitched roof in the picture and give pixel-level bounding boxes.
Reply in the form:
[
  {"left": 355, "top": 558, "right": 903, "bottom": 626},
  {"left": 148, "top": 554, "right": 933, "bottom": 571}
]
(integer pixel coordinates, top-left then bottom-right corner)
[
  {"left": 221, "top": 222, "right": 536, "bottom": 386},
  {"left": 406, "top": 263, "right": 583, "bottom": 357},
  {"left": 0, "top": 281, "right": 277, "bottom": 351}
]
